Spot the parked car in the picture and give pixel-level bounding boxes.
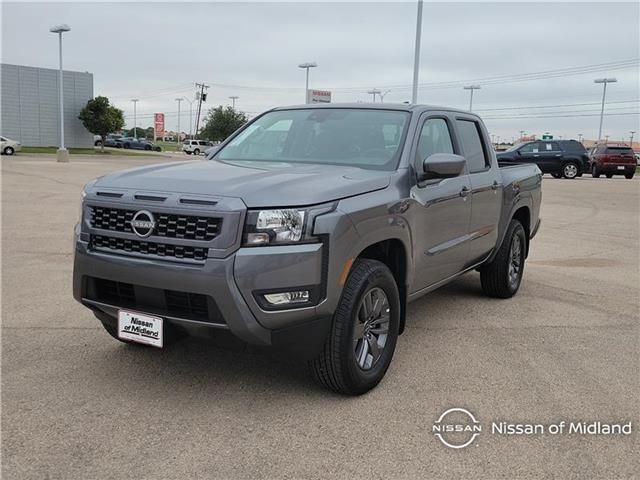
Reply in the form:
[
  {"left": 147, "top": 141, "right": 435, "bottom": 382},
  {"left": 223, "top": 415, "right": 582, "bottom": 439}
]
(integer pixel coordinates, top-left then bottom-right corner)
[
  {"left": 0, "top": 136, "right": 22, "bottom": 155},
  {"left": 104, "top": 134, "right": 123, "bottom": 148},
  {"left": 634, "top": 152, "right": 640, "bottom": 166},
  {"left": 590, "top": 145, "right": 636, "bottom": 179},
  {"left": 73, "top": 104, "right": 542, "bottom": 395},
  {"left": 121, "top": 138, "right": 161, "bottom": 151},
  {"left": 182, "top": 139, "right": 214, "bottom": 155},
  {"left": 496, "top": 139, "right": 589, "bottom": 179}
]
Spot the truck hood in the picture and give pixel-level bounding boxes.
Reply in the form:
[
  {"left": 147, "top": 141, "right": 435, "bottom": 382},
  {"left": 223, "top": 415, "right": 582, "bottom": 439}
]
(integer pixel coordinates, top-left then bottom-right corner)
[{"left": 94, "top": 159, "right": 392, "bottom": 207}]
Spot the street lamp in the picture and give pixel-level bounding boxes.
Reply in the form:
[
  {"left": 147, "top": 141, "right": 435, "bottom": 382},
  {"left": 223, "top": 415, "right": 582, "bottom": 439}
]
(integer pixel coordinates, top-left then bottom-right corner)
[
  {"left": 463, "top": 85, "right": 481, "bottom": 111},
  {"left": 229, "top": 96, "right": 239, "bottom": 109},
  {"left": 604, "top": 135, "right": 609, "bottom": 144},
  {"left": 578, "top": 133, "right": 583, "bottom": 143},
  {"left": 630, "top": 131, "right": 635, "bottom": 146},
  {"left": 181, "top": 96, "right": 194, "bottom": 139},
  {"left": 367, "top": 88, "right": 382, "bottom": 102},
  {"left": 131, "top": 99, "right": 139, "bottom": 138},
  {"left": 49, "top": 24, "right": 71, "bottom": 163},
  {"left": 411, "top": 0, "right": 424, "bottom": 104},
  {"left": 298, "top": 62, "right": 317, "bottom": 104},
  {"left": 594, "top": 78, "right": 617, "bottom": 142}
]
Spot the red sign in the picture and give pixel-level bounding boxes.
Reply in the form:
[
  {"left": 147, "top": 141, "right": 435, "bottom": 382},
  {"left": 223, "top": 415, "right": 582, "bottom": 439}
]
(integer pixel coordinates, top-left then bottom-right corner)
[{"left": 154, "top": 113, "right": 165, "bottom": 138}]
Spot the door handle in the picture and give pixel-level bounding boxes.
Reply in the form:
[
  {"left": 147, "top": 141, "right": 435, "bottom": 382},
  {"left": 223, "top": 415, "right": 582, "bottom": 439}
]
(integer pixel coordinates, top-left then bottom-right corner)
[
  {"left": 460, "top": 186, "right": 470, "bottom": 198},
  {"left": 491, "top": 181, "right": 499, "bottom": 190}
]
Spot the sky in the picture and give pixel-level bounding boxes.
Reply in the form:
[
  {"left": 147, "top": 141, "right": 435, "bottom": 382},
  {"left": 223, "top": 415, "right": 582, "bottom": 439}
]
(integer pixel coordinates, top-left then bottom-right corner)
[{"left": 2, "top": 1, "right": 639, "bottom": 142}]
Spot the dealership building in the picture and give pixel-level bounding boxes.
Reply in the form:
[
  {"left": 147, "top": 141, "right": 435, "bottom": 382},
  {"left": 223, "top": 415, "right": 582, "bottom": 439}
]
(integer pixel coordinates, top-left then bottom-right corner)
[{"left": 1, "top": 63, "right": 94, "bottom": 147}]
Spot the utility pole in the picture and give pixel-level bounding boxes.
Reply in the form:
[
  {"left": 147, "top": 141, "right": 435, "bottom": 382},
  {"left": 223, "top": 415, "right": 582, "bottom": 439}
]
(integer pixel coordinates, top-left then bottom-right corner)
[
  {"left": 411, "top": 0, "right": 423, "bottom": 104},
  {"left": 367, "top": 88, "right": 382, "bottom": 102},
  {"left": 463, "top": 85, "right": 481, "bottom": 111},
  {"left": 131, "top": 99, "right": 139, "bottom": 138},
  {"left": 194, "top": 83, "right": 209, "bottom": 139},
  {"left": 175, "top": 98, "right": 182, "bottom": 146},
  {"left": 629, "top": 130, "right": 635, "bottom": 146},
  {"left": 229, "top": 96, "right": 239, "bottom": 109},
  {"left": 594, "top": 78, "right": 617, "bottom": 142}
]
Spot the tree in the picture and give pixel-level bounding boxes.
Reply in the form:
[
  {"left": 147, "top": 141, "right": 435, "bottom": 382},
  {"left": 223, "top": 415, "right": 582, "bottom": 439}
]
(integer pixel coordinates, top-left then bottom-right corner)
[
  {"left": 124, "top": 126, "right": 154, "bottom": 139},
  {"left": 78, "top": 96, "right": 125, "bottom": 152},
  {"left": 200, "top": 106, "right": 247, "bottom": 142}
]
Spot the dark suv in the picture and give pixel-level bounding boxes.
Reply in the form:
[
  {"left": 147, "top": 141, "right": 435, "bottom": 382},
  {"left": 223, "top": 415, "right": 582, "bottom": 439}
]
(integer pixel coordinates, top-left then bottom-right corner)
[
  {"left": 496, "top": 139, "right": 589, "bottom": 179},
  {"left": 590, "top": 145, "right": 636, "bottom": 179}
]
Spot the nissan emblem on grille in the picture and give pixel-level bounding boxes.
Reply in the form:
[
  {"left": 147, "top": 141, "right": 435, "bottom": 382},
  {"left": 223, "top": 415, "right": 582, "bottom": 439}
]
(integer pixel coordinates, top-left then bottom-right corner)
[{"left": 130, "top": 210, "right": 156, "bottom": 238}]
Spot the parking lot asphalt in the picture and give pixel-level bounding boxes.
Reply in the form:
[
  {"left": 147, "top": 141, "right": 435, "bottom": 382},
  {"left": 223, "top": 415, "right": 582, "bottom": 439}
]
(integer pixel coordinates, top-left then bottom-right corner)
[{"left": 2, "top": 154, "right": 638, "bottom": 479}]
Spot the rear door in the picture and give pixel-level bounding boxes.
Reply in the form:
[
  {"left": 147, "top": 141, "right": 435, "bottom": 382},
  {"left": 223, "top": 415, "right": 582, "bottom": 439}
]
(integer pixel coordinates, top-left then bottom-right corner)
[
  {"left": 455, "top": 116, "right": 502, "bottom": 263},
  {"left": 409, "top": 113, "right": 472, "bottom": 292},
  {"left": 538, "top": 141, "right": 563, "bottom": 172}
]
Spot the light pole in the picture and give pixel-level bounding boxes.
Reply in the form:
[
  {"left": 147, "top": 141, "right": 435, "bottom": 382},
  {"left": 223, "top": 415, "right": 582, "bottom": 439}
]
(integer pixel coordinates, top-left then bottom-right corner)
[
  {"left": 131, "top": 99, "right": 139, "bottom": 138},
  {"left": 578, "top": 133, "right": 583, "bottom": 143},
  {"left": 182, "top": 96, "right": 194, "bottom": 139},
  {"left": 367, "top": 88, "right": 382, "bottom": 102},
  {"left": 594, "top": 78, "right": 617, "bottom": 142},
  {"left": 298, "top": 62, "right": 317, "bottom": 103},
  {"left": 229, "top": 96, "right": 239, "bottom": 109},
  {"left": 175, "top": 98, "right": 182, "bottom": 147},
  {"left": 630, "top": 131, "right": 635, "bottom": 146},
  {"left": 463, "top": 85, "right": 481, "bottom": 111},
  {"left": 379, "top": 90, "right": 391, "bottom": 103},
  {"left": 604, "top": 135, "right": 609, "bottom": 144},
  {"left": 519, "top": 130, "right": 525, "bottom": 141},
  {"left": 411, "top": 0, "right": 423, "bottom": 104},
  {"left": 49, "top": 24, "right": 71, "bottom": 163}
]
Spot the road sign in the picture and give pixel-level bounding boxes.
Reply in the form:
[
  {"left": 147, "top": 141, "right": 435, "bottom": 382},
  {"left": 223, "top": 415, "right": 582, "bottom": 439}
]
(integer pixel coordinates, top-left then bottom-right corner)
[
  {"left": 154, "top": 113, "right": 165, "bottom": 139},
  {"left": 307, "top": 89, "right": 331, "bottom": 103},
  {"left": 542, "top": 133, "right": 553, "bottom": 140}
]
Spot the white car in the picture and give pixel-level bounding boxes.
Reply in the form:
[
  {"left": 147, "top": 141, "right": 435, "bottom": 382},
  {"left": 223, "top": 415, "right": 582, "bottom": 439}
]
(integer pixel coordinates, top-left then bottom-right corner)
[
  {"left": 182, "top": 139, "right": 214, "bottom": 155},
  {"left": 1, "top": 136, "right": 22, "bottom": 155}
]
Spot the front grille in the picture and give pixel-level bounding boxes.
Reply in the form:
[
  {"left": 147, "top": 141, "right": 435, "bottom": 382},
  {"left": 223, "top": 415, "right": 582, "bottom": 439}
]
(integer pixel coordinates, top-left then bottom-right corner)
[
  {"left": 89, "top": 278, "right": 224, "bottom": 324},
  {"left": 91, "top": 235, "right": 208, "bottom": 261},
  {"left": 90, "top": 206, "right": 221, "bottom": 241}
]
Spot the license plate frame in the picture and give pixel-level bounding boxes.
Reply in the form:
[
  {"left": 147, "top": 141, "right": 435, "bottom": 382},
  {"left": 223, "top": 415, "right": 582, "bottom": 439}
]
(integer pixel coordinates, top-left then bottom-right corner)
[{"left": 117, "top": 310, "right": 163, "bottom": 348}]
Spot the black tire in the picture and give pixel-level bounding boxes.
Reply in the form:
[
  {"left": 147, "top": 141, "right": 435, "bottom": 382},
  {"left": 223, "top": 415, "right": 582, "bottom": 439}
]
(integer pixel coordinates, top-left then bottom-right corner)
[
  {"left": 94, "top": 140, "right": 102, "bottom": 147},
  {"left": 3, "top": 146, "right": 15, "bottom": 155},
  {"left": 309, "top": 259, "right": 400, "bottom": 395},
  {"left": 551, "top": 173, "right": 562, "bottom": 179},
  {"left": 605, "top": 173, "right": 613, "bottom": 179},
  {"left": 625, "top": 172, "right": 635, "bottom": 179},
  {"left": 185, "top": 151, "right": 192, "bottom": 155},
  {"left": 154, "top": 146, "right": 161, "bottom": 152},
  {"left": 592, "top": 165, "right": 600, "bottom": 178},
  {"left": 480, "top": 219, "right": 527, "bottom": 299},
  {"left": 123, "top": 143, "right": 130, "bottom": 149},
  {"left": 562, "top": 162, "right": 579, "bottom": 179},
  {"left": 145, "top": 145, "right": 152, "bottom": 151},
  {"left": 193, "top": 148, "right": 200, "bottom": 155}
]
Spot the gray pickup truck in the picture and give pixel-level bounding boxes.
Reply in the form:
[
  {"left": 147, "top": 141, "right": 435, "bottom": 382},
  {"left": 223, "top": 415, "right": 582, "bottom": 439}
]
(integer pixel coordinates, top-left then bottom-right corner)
[{"left": 73, "top": 104, "right": 542, "bottom": 395}]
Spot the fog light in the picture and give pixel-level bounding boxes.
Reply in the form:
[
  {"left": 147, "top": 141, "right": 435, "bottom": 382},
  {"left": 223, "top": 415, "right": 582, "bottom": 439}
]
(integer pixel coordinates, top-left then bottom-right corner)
[{"left": 263, "top": 290, "right": 310, "bottom": 306}]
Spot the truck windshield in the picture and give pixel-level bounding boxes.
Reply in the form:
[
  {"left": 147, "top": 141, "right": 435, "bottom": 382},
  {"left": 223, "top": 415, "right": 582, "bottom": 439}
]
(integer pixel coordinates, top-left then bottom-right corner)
[{"left": 214, "top": 108, "right": 410, "bottom": 171}]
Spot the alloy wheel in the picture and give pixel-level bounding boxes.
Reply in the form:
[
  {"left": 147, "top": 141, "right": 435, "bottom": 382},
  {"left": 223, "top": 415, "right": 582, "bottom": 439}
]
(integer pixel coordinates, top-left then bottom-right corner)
[
  {"left": 353, "top": 287, "right": 390, "bottom": 370},
  {"left": 564, "top": 163, "right": 578, "bottom": 178},
  {"left": 508, "top": 235, "right": 523, "bottom": 289}
]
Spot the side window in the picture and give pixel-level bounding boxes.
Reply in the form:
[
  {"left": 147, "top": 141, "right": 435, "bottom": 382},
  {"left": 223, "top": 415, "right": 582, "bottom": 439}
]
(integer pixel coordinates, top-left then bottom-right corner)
[
  {"left": 546, "top": 142, "right": 559, "bottom": 151},
  {"left": 416, "top": 118, "right": 454, "bottom": 161},
  {"left": 456, "top": 119, "right": 489, "bottom": 173}
]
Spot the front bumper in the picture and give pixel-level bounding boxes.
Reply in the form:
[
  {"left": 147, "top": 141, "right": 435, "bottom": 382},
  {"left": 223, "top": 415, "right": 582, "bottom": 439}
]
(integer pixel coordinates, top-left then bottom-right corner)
[{"left": 73, "top": 230, "right": 331, "bottom": 351}]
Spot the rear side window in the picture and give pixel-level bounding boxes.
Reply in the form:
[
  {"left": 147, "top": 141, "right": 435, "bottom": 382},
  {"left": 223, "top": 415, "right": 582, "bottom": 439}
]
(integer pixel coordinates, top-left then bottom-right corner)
[
  {"left": 560, "top": 141, "right": 586, "bottom": 153},
  {"left": 417, "top": 118, "right": 454, "bottom": 160},
  {"left": 456, "top": 119, "right": 489, "bottom": 173}
]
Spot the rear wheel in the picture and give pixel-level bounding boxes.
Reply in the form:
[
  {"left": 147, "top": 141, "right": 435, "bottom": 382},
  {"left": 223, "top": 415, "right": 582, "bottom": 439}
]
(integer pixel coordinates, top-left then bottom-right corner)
[
  {"left": 625, "top": 172, "right": 635, "bottom": 179},
  {"left": 194, "top": 148, "right": 200, "bottom": 155},
  {"left": 605, "top": 173, "right": 613, "bottom": 179},
  {"left": 309, "top": 259, "right": 400, "bottom": 395},
  {"left": 592, "top": 165, "right": 600, "bottom": 178},
  {"left": 480, "top": 219, "right": 526, "bottom": 298},
  {"left": 562, "top": 162, "right": 578, "bottom": 179}
]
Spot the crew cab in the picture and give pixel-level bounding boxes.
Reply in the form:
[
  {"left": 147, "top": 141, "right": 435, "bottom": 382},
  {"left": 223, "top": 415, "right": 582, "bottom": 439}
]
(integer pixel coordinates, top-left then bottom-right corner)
[
  {"left": 73, "top": 104, "right": 542, "bottom": 395},
  {"left": 497, "top": 139, "right": 589, "bottom": 179},
  {"left": 590, "top": 144, "right": 636, "bottom": 179}
]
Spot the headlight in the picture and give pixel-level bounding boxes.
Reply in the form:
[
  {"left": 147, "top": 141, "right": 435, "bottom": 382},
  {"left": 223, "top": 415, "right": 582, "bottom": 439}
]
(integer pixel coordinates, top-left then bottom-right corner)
[{"left": 242, "top": 203, "right": 335, "bottom": 246}]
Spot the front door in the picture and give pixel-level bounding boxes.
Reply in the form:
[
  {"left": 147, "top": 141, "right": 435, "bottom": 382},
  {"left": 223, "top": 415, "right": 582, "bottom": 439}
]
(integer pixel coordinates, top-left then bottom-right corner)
[{"left": 409, "top": 115, "right": 472, "bottom": 293}]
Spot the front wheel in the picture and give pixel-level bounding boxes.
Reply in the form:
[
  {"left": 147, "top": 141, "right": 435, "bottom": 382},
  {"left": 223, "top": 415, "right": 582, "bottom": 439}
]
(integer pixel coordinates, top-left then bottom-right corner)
[
  {"left": 193, "top": 148, "right": 200, "bottom": 155},
  {"left": 562, "top": 162, "right": 579, "bottom": 179},
  {"left": 3, "top": 146, "right": 15, "bottom": 155},
  {"left": 309, "top": 259, "right": 400, "bottom": 395},
  {"left": 592, "top": 165, "right": 600, "bottom": 178},
  {"left": 480, "top": 219, "right": 527, "bottom": 298}
]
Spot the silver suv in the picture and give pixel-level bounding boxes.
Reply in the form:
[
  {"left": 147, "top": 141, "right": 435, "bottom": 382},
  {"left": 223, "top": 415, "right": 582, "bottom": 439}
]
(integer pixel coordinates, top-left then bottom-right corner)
[{"left": 182, "top": 139, "right": 213, "bottom": 155}]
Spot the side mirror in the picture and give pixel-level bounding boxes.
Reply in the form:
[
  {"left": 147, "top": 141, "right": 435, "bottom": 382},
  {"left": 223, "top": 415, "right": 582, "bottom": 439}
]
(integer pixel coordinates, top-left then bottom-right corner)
[
  {"left": 516, "top": 150, "right": 522, "bottom": 156},
  {"left": 421, "top": 153, "right": 466, "bottom": 180}
]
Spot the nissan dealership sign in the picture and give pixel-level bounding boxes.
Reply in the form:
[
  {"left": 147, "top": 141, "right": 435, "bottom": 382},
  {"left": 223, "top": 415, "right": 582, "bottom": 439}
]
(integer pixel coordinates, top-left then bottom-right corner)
[{"left": 307, "top": 89, "right": 331, "bottom": 103}]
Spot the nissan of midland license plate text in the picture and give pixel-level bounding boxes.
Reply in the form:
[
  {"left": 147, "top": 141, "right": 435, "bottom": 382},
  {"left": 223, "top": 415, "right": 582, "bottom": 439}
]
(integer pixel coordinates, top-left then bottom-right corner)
[{"left": 117, "top": 310, "right": 163, "bottom": 348}]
